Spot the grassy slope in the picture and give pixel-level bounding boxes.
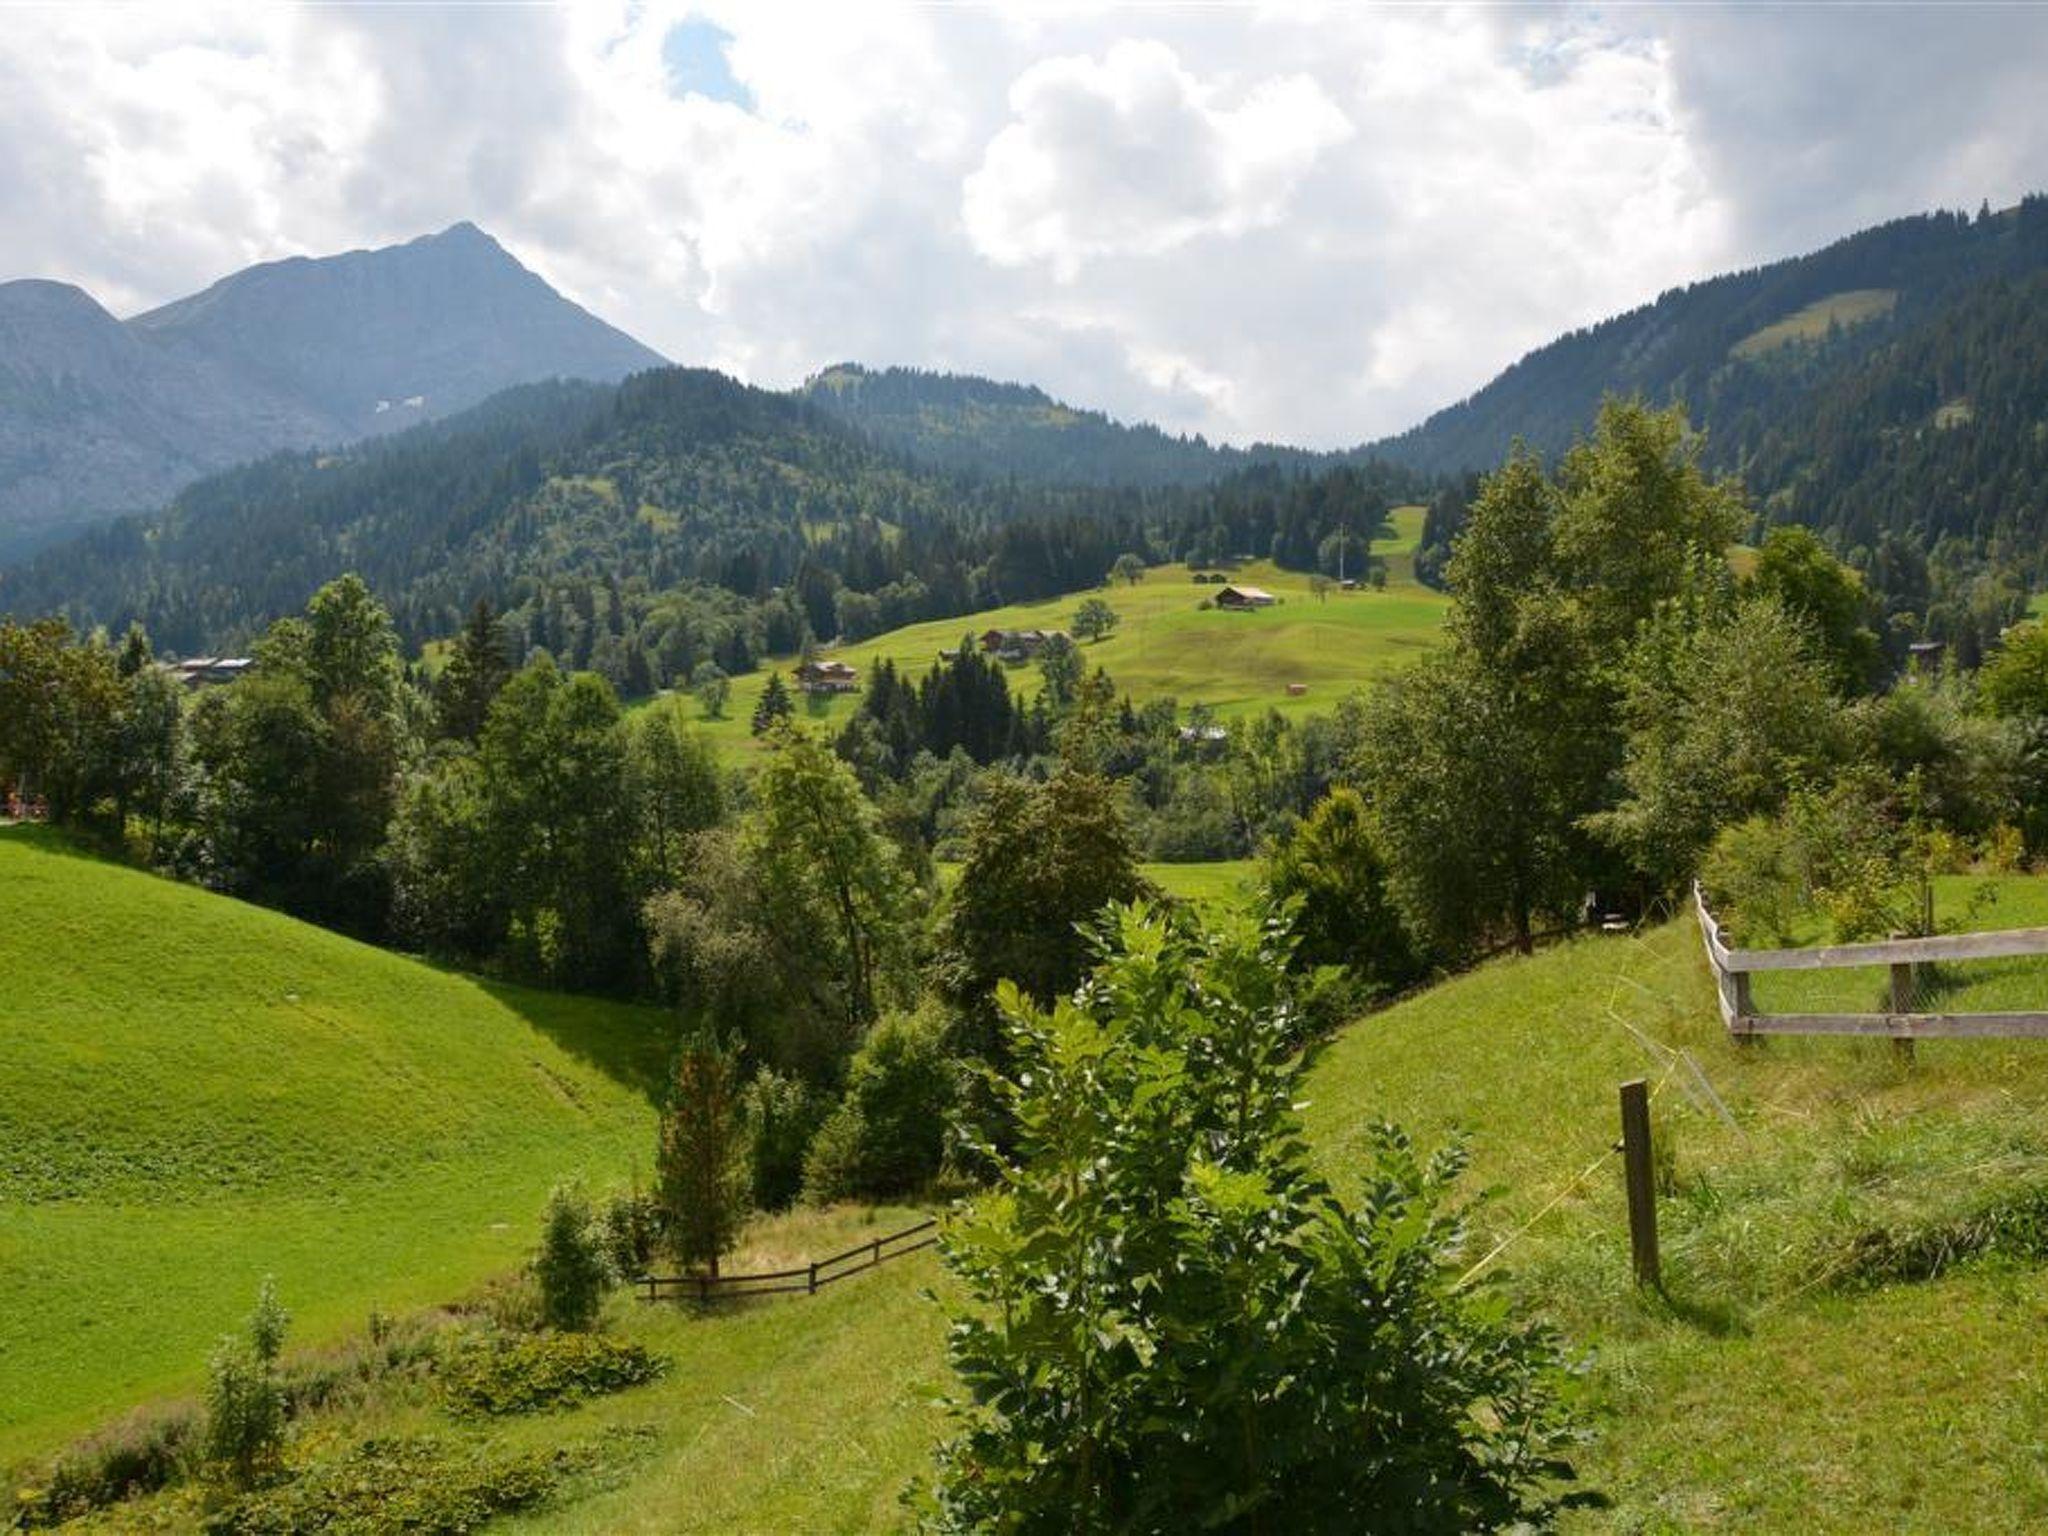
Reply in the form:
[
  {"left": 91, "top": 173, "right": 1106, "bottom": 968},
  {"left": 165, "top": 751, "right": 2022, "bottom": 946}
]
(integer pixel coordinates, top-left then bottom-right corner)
[
  {"left": 31, "top": 842, "right": 2048, "bottom": 1528},
  {"left": 670, "top": 507, "right": 1446, "bottom": 763},
  {"left": 1731, "top": 288, "right": 1899, "bottom": 359},
  {"left": 0, "top": 828, "right": 670, "bottom": 1463},
  {"left": 1305, "top": 883, "right": 2048, "bottom": 1530},
  {"left": 526, "top": 878, "right": 2048, "bottom": 1532}
]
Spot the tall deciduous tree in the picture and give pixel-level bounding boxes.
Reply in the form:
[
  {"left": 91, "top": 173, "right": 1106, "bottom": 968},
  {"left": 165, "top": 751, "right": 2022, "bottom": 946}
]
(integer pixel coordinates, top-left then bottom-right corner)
[
  {"left": 743, "top": 730, "right": 913, "bottom": 1047},
  {"left": 1746, "top": 525, "right": 1882, "bottom": 694},
  {"left": 477, "top": 658, "right": 639, "bottom": 985},
  {"left": 938, "top": 769, "right": 1145, "bottom": 1055},
  {"left": 0, "top": 617, "right": 123, "bottom": 822},
  {"left": 627, "top": 696, "right": 726, "bottom": 890},
  {"left": 1588, "top": 594, "right": 1849, "bottom": 891},
  {"left": 1072, "top": 597, "right": 1119, "bottom": 642}
]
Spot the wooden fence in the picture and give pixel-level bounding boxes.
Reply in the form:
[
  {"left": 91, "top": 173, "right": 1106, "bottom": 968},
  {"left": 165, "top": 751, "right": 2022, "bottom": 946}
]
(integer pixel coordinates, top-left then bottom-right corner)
[
  {"left": 637, "top": 1217, "right": 939, "bottom": 1304},
  {"left": 1693, "top": 883, "right": 2048, "bottom": 1041}
]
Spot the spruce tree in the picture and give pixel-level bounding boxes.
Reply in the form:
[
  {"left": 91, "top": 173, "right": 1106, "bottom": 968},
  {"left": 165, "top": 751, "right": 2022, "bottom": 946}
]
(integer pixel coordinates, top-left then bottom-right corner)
[
  {"left": 751, "top": 671, "right": 793, "bottom": 736},
  {"left": 657, "top": 1032, "right": 750, "bottom": 1277}
]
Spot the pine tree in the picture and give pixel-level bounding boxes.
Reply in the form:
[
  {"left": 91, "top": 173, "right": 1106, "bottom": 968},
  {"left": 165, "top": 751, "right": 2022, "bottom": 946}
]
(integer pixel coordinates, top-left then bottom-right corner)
[
  {"left": 751, "top": 671, "right": 793, "bottom": 736},
  {"left": 657, "top": 1032, "right": 750, "bottom": 1277},
  {"left": 437, "top": 598, "right": 512, "bottom": 742}
]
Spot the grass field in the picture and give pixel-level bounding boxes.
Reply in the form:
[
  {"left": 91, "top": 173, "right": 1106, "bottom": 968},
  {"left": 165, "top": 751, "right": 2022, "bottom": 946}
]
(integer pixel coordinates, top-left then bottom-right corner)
[
  {"left": 662, "top": 506, "right": 1447, "bottom": 763},
  {"left": 550, "top": 871, "right": 2048, "bottom": 1531},
  {"left": 1732, "top": 288, "right": 1898, "bottom": 360},
  {"left": 0, "top": 827, "right": 671, "bottom": 1463},
  {"left": 26, "top": 847, "right": 2048, "bottom": 1529},
  {"left": 1140, "top": 858, "right": 1260, "bottom": 914}
]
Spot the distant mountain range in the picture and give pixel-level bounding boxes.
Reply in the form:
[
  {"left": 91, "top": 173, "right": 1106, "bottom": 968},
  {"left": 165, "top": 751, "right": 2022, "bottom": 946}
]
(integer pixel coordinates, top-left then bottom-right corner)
[
  {"left": 7, "top": 195, "right": 2048, "bottom": 645},
  {"left": 0, "top": 223, "right": 665, "bottom": 556}
]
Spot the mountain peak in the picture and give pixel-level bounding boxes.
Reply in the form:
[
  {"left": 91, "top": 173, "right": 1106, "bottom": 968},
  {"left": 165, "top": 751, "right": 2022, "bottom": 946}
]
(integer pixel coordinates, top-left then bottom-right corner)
[
  {"left": 414, "top": 220, "right": 506, "bottom": 256},
  {"left": 0, "top": 227, "right": 667, "bottom": 552}
]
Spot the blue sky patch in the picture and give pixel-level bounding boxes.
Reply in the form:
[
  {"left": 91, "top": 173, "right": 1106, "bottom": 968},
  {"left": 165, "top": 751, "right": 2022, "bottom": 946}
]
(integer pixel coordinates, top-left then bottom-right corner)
[{"left": 662, "top": 18, "right": 751, "bottom": 109}]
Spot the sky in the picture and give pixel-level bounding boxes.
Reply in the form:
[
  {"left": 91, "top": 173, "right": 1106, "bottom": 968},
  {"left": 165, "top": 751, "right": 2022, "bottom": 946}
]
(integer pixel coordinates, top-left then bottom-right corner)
[{"left": 2, "top": 2, "right": 2046, "bottom": 450}]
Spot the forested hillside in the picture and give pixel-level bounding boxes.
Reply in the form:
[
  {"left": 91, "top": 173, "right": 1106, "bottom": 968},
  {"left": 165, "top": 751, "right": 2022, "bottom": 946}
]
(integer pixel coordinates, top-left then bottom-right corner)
[
  {"left": 800, "top": 363, "right": 1325, "bottom": 486},
  {"left": 0, "top": 367, "right": 1419, "bottom": 692},
  {"left": 1389, "top": 198, "right": 2048, "bottom": 590}
]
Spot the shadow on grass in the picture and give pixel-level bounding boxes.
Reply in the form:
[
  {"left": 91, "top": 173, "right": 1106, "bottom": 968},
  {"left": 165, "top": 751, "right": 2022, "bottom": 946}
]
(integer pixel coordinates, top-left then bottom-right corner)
[
  {"left": 1647, "top": 1278, "right": 1751, "bottom": 1338},
  {"left": 477, "top": 977, "right": 673, "bottom": 1106}
]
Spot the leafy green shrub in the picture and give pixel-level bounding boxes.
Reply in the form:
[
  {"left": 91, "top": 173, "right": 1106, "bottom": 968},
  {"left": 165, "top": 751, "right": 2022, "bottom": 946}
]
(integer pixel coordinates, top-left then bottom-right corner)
[
  {"left": 10, "top": 1403, "right": 200, "bottom": 1527},
  {"left": 599, "top": 1184, "right": 664, "bottom": 1277},
  {"left": 441, "top": 1331, "right": 665, "bottom": 1417},
  {"left": 534, "top": 1180, "right": 614, "bottom": 1331},
  {"left": 204, "top": 1279, "right": 289, "bottom": 1489},
  {"left": 926, "top": 906, "right": 1582, "bottom": 1532},
  {"left": 201, "top": 1435, "right": 585, "bottom": 1534},
  {"left": 803, "top": 1004, "right": 956, "bottom": 1204},
  {"left": 742, "top": 1068, "right": 830, "bottom": 1209}
]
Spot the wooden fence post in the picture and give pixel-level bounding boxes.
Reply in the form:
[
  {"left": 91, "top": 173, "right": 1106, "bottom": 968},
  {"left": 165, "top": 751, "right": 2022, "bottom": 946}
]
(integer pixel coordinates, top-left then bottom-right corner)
[
  {"left": 1889, "top": 961, "right": 1916, "bottom": 1065},
  {"left": 808, "top": 1262, "right": 818, "bottom": 1295},
  {"left": 1619, "top": 1079, "right": 1660, "bottom": 1290}
]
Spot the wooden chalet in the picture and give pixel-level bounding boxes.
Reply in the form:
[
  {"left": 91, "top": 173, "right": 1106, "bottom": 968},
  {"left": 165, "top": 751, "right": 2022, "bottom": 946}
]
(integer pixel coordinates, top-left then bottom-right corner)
[
  {"left": 1212, "top": 585, "right": 1276, "bottom": 610},
  {"left": 797, "top": 659, "right": 859, "bottom": 694}
]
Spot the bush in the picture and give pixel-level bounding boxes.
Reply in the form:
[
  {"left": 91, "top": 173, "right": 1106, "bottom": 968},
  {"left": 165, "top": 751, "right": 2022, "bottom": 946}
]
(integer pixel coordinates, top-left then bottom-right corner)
[
  {"left": 599, "top": 1185, "right": 664, "bottom": 1278},
  {"left": 803, "top": 1004, "right": 957, "bottom": 1203},
  {"left": 925, "top": 906, "right": 1582, "bottom": 1531},
  {"left": 203, "top": 1435, "right": 586, "bottom": 1534},
  {"left": 279, "top": 1312, "right": 447, "bottom": 1417},
  {"left": 534, "top": 1181, "right": 614, "bottom": 1331},
  {"left": 742, "top": 1069, "right": 830, "bottom": 1210},
  {"left": 204, "top": 1280, "right": 289, "bottom": 1489},
  {"left": 441, "top": 1330, "right": 666, "bottom": 1417},
  {"left": 11, "top": 1404, "right": 200, "bottom": 1527}
]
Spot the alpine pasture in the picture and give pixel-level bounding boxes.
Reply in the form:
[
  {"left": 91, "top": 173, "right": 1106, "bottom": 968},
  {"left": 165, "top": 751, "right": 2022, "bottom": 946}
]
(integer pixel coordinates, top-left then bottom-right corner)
[
  {"left": 20, "top": 857, "right": 2048, "bottom": 1530},
  {"left": 0, "top": 826, "right": 669, "bottom": 1463},
  {"left": 673, "top": 506, "right": 1446, "bottom": 761}
]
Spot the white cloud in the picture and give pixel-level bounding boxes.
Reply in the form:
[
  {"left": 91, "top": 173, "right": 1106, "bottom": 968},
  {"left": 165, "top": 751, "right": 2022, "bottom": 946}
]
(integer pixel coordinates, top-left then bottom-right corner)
[
  {"left": 962, "top": 40, "right": 1352, "bottom": 276},
  {"left": 0, "top": 3, "right": 2041, "bottom": 449}
]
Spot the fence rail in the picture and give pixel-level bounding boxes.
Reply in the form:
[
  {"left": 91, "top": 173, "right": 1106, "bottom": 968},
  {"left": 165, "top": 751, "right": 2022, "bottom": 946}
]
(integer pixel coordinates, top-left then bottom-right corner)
[
  {"left": 637, "top": 1217, "right": 939, "bottom": 1304},
  {"left": 1693, "top": 883, "right": 2048, "bottom": 1042}
]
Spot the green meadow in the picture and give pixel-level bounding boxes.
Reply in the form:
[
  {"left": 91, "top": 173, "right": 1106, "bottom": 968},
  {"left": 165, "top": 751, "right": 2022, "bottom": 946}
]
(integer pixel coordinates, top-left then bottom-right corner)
[
  {"left": 660, "top": 506, "right": 1448, "bottom": 763},
  {"left": 1731, "top": 288, "right": 1899, "bottom": 360},
  {"left": 24, "top": 856, "right": 2048, "bottom": 1530},
  {"left": 0, "top": 827, "right": 671, "bottom": 1464}
]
